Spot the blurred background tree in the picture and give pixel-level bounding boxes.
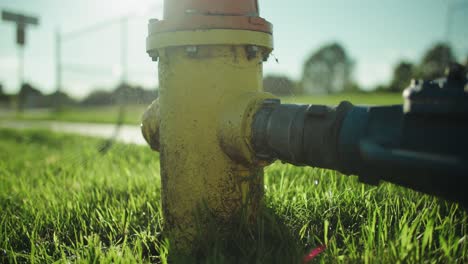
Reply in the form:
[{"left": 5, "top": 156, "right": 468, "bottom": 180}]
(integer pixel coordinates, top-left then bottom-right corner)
[
  {"left": 112, "top": 83, "right": 157, "bottom": 105},
  {"left": 2, "top": 41, "right": 463, "bottom": 108},
  {"left": 417, "top": 43, "right": 455, "bottom": 80},
  {"left": 301, "top": 42, "right": 354, "bottom": 94},
  {"left": 0, "top": 83, "right": 10, "bottom": 108},
  {"left": 0, "top": 83, "right": 6, "bottom": 102},
  {"left": 18, "top": 83, "right": 42, "bottom": 110},
  {"left": 16, "top": 83, "right": 77, "bottom": 109},
  {"left": 388, "top": 61, "right": 414, "bottom": 93},
  {"left": 81, "top": 84, "right": 157, "bottom": 107},
  {"left": 263, "top": 75, "right": 296, "bottom": 96},
  {"left": 49, "top": 91, "right": 77, "bottom": 108},
  {"left": 81, "top": 90, "right": 113, "bottom": 106}
]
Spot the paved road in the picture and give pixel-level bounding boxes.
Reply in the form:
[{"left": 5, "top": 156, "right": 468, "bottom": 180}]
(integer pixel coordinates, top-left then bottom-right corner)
[{"left": 0, "top": 120, "right": 146, "bottom": 145}]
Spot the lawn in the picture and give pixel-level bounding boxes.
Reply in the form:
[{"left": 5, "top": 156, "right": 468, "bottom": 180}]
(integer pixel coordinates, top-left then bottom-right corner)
[
  {"left": 280, "top": 92, "right": 403, "bottom": 105},
  {"left": 0, "top": 129, "right": 467, "bottom": 263},
  {"left": 2, "top": 93, "right": 403, "bottom": 125}
]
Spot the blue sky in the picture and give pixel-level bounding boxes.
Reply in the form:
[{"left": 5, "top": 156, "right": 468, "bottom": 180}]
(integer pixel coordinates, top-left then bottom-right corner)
[{"left": 0, "top": 0, "right": 467, "bottom": 97}]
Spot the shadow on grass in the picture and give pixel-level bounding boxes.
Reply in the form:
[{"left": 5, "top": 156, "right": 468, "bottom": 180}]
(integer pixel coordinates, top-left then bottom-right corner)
[{"left": 168, "top": 205, "right": 303, "bottom": 264}]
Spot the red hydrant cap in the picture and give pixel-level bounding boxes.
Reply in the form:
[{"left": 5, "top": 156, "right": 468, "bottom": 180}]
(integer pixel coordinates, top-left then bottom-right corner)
[
  {"left": 164, "top": 0, "right": 259, "bottom": 18},
  {"left": 151, "top": 0, "right": 272, "bottom": 34}
]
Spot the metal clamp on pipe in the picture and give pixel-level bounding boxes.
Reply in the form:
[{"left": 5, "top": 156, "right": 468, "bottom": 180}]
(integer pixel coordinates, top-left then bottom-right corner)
[{"left": 252, "top": 99, "right": 353, "bottom": 169}]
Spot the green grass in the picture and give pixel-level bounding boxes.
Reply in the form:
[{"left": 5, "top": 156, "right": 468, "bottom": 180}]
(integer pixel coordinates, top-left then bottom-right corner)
[
  {"left": 280, "top": 92, "right": 403, "bottom": 105},
  {"left": 2, "top": 93, "right": 403, "bottom": 125},
  {"left": 1, "top": 129, "right": 467, "bottom": 263}
]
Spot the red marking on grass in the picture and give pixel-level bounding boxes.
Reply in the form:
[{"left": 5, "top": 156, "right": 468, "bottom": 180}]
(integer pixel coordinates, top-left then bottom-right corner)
[{"left": 303, "top": 244, "right": 326, "bottom": 263}]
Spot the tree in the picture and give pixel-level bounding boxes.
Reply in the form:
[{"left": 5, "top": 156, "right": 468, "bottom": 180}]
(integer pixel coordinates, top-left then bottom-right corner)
[
  {"left": 418, "top": 43, "right": 455, "bottom": 80},
  {"left": 374, "top": 84, "right": 389, "bottom": 92},
  {"left": 263, "top": 75, "right": 295, "bottom": 96},
  {"left": 17, "top": 83, "right": 43, "bottom": 109},
  {"left": 112, "top": 83, "right": 158, "bottom": 105},
  {"left": 302, "top": 43, "right": 353, "bottom": 94},
  {"left": 81, "top": 84, "right": 158, "bottom": 106},
  {"left": 0, "top": 83, "right": 7, "bottom": 103},
  {"left": 47, "top": 91, "right": 77, "bottom": 108},
  {"left": 81, "top": 90, "right": 113, "bottom": 106},
  {"left": 113, "top": 83, "right": 133, "bottom": 104},
  {"left": 389, "top": 61, "right": 414, "bottom": 93}
]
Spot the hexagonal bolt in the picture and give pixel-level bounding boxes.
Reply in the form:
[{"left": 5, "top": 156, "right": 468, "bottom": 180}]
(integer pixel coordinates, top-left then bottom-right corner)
[
  {"left": 185, "top": 46, "right": 198, "bottom": 56},
  {"left": 246, "top": 45, "right": 259, "bottom": 60},
  {"left": 148, "top": 49, "right": 159, "bottom": 62},
  {"left": 185, "top": 9, "right": 198, "bottom": 14}
]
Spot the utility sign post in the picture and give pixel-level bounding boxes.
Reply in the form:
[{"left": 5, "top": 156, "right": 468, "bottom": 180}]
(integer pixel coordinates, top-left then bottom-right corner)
[
  {"left": 2, "top": 10, "right": 39, "bottom": 45},
  {"left": 1, "top": 10, "right": 39, "bottom": 94}
]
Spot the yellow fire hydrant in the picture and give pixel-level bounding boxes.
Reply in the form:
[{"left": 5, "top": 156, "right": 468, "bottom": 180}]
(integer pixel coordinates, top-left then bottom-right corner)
[{"left": 142, "top": 0, "right": 275, "bottom": 252}]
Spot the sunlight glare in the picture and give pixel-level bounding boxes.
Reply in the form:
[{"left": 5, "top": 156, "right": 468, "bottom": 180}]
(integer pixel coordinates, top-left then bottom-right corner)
[{"left": 109, "top": 0, "right": 163, "bottom": 18}]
